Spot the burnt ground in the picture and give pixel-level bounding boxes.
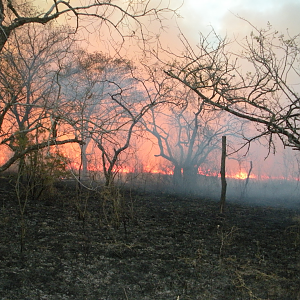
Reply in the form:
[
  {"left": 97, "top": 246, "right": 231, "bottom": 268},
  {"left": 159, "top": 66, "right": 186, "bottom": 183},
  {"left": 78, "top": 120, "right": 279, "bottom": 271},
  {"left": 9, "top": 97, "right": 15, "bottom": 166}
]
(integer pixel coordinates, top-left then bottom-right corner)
[{"left": 0, "top": 178, "right": 300, "bottom": 300}]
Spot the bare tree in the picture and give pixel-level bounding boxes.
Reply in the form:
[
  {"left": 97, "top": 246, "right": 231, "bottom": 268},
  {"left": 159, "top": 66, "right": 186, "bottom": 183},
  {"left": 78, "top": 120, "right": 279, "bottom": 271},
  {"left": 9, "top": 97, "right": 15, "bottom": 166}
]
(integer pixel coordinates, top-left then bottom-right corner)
[
  {"left": 164, "top": 25, "right": 300, "bottom": 153},
  {"left": 144, "top": 86, "right": 240, "bottom": 193},
  {"left": 57, "top": 50, "right": 117, "bottom": 180},
  {"left": 94, "top": 90, "right": 145, "bottom": 187},
  {"left": 59, "top": 51, "right": 160, "bottom": 186},
  {"left": 0, "top": 0, "right": 178, "bottom": 172},
  {"left": 0, "top": 23, "right": 82, "bottom": 172},
  {"left": 91, "top": 70, "right": 159, "bottom": 187}
]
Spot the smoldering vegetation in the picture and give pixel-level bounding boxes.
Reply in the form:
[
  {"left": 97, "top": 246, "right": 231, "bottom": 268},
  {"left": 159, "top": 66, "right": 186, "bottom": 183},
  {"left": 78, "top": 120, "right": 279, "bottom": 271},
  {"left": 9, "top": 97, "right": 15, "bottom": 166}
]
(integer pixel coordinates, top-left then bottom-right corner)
[
  {"left": 119, "top": 172, "right": 300, "bottom": 209},
  {"left": 227, "top": 178, "right": 300, "bottom": 208},
  {"left": 1, "top": 172, "right": 300, "bottom": 299}
]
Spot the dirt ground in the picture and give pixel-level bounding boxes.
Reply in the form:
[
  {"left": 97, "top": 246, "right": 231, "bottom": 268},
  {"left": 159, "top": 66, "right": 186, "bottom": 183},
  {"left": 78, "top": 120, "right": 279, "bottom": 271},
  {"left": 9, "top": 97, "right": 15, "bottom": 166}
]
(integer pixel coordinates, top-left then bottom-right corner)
[{"left": 0, "top": 178, "right": 300, "bottom": 300}]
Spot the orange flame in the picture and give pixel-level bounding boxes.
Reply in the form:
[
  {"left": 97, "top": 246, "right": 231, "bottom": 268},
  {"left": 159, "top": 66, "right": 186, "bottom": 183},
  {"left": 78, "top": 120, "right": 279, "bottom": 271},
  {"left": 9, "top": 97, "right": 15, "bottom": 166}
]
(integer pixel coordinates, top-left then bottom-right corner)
[{"left": 229, "top": 171, "right": 256, "bottom": 180}]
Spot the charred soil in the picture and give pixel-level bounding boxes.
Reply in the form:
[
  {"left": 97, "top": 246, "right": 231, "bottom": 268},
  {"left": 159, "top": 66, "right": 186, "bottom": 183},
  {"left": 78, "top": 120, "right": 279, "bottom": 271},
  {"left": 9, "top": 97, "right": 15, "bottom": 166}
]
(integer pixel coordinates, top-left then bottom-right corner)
[{"left": 0, "top": 178, "right": 300, "bottom": 299}]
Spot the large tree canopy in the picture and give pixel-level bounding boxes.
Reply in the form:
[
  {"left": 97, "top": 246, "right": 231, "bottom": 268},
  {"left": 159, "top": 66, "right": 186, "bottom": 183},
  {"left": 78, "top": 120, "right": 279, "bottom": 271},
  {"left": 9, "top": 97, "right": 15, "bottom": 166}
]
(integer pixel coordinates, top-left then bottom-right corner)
[
  {"left": 0, "top": 23, "right": 82, "bottom": 172},
  {"left": 165, "top": 25, "right": 300, "bottom": 152}
]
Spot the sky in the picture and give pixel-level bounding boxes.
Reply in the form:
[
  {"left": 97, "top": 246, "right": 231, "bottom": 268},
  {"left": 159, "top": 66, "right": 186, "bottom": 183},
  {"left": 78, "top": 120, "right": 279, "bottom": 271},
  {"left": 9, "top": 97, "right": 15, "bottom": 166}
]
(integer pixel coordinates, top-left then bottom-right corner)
[
  {"left": 30, "top": 0, "right": 300, "bottom": 181},
  {"left": 178, "top": 0, "right": 300, "bottom": 39},
  {"left": 152, "top": 0, "right": 300, "bottom": 183},
  {"left": 33, "top": 0, "right": 300, "bottom": 49},
  {"left": 33, "top": 1, "right": 300, "bottom": 54}
]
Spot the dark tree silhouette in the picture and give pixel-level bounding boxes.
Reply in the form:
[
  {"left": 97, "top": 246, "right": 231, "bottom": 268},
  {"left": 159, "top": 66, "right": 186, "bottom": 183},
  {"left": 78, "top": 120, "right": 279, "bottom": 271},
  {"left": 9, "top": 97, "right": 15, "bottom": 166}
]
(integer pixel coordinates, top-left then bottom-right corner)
[{"left": 165, "top": 25, "right": 300, "bottom": 153}]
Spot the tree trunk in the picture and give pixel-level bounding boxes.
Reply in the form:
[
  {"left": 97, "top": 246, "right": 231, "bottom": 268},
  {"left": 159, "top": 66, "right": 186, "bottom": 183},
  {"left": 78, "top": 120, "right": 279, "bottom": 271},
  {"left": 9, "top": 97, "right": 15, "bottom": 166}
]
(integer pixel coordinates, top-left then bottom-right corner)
[
  {"left": 80, "top": 139, "right": 91, "bottom": 180},
  {"left": 173, "top": 165, "right": 183, "bottom": 190},
  {"left": 0, "top": 27, "right": 10, "bottom": 52},
  {"left": 241, "top": 161, "right": 253, "bottom": 199},
  {"left": 104, "top": 172, "right": 114, "bottom": 187},
  {"left": 183, "top": 166, "right": 198, "bottom": 194}
]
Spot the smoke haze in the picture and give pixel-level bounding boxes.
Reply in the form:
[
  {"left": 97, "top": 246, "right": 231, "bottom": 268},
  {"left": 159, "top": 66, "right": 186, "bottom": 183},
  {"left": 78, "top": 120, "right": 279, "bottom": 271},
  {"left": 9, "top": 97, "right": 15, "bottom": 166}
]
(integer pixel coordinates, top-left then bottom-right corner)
[{"left": 24, "top": 0, "right": 300, "bottom": 209}]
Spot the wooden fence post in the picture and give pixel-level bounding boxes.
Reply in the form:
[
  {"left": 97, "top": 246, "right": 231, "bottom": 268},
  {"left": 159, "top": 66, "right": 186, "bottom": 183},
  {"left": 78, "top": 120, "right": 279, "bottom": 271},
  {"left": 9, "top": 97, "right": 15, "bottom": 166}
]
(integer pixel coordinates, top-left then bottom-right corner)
[{"left": 219, "top": 135, "right": 227, "bottom": 214}]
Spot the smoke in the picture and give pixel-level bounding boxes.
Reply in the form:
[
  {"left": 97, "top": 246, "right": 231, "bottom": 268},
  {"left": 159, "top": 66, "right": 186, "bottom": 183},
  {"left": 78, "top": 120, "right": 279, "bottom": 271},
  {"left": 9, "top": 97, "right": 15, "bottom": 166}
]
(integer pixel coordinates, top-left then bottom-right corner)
[
  {"left": 221, "top": 0, "right": 300, "bottom": 36},
  {"left": 225, "top": 177, "right": 300, "bottom": 209},
  {"left": 177, "top": 0, "right": 300, "bottom": 42},
  {"left": 25, "top": 0, "right": 300, "bottom": 209}
]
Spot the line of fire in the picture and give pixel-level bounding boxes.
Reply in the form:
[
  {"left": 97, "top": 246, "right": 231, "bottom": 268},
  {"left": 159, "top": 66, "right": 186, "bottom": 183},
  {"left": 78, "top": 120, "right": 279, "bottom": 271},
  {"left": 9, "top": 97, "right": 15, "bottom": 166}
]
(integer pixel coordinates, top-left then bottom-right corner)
[{"left": 1, "top": 16, "right": 300, "bottom": 208}]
